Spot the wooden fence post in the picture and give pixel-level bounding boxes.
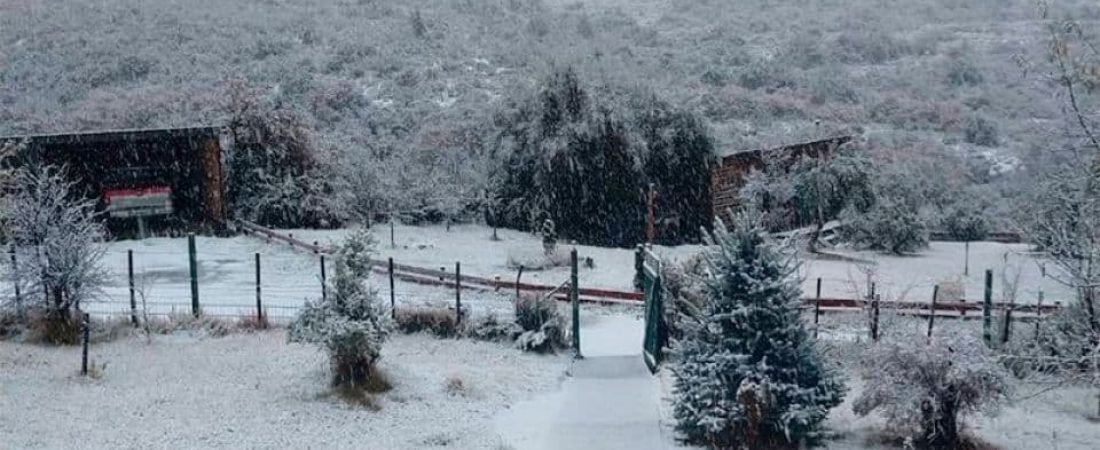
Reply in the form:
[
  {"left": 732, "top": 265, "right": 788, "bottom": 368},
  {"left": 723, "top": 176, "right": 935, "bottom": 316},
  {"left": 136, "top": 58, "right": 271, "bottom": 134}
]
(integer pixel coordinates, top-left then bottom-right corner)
[
  {"left": 983, "top": 269, "right": 993, "bottom": 346},
  {"left": 128, "top": 250, "right": 137, "bottom": 326},
  {"left": 455, "top": 262, "right": 462, "bottom": 326},
  {"left": 1001, "top": 304, "right": 1013, "bottom": 345},
  {"left": 255, "top": 252, "right": 263, "bottom": 322},
  {"left": 813, "top": 277, "right": 822, "bottom": 339},
  {"left": 389, "top": 257, "right": 396, "bottom": 319},
  {"left": 188, "top": 234, "right": 200, "bottom": 317},
  {"left": 928, "top": 285, "right": 939, "bottom": 339}
]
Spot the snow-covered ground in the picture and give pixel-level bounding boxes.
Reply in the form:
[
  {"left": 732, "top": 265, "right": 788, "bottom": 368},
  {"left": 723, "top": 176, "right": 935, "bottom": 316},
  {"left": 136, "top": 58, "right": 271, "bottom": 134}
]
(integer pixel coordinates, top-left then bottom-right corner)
[
  {"left": 0, "top": 330, "right": 568, "bottom": 449},
  {"left": 1, "top": 234, "right": 519, "bottom": 320},
  {"left": 282, "top": 224, "right": 1072, "bottom": 305}
]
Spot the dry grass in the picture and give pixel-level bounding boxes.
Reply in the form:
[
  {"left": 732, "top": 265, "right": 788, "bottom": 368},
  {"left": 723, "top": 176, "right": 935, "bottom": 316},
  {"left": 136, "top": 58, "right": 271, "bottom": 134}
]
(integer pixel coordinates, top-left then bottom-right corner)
[
  {"left": 395, "top": 307, "right": 458, "bottom": 337},
  {"left": 235, "top": 310, "right": 271, "bottom": 332},
  {"left": 324, "top": 365, "right": 393, "bottom": 409},
  {"left": 443, "top": 373, "right": 466, "bottom": 395}
]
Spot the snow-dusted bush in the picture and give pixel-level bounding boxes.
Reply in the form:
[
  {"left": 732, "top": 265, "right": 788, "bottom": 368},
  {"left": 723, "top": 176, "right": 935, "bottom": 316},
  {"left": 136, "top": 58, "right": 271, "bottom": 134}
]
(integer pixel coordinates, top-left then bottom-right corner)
[
  {"left": 513, "top": 294, "right": 566, "bottom": 353},
  {"left": 288, "top": 229, "right": 391, "bottom": 388},
  {"left": 841, "top": 165, "right": 930, "bottom": 254},
  {"left": 505, "top": 246, "right": 570, "bottom": 271},
  {"left": 3, "top": 163, "right": 107, "bottom": 343},
  {"left": 942, "top": 202, "right": 989, "bottom": 242},
  {"left": 460, "top": 313, "right": 522, "bottom": 342},
  {"left": 854, "top": 334, "right": 1010, "bottom": 449},
  {"left": 672, "top": 213, "right": 845, "bottom": 448},
  {"left": 395, "top": 307, "right": 457, "bottom": 337}
]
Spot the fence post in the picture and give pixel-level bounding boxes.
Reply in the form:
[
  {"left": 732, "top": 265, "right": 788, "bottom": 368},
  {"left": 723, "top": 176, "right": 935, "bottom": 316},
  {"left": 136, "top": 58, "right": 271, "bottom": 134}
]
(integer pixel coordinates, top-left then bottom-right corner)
[
  {"left": 81, "top": 312, "right": 90, "bottom": 376},
  {"left": 128, "top": 250, "right": 137, "bottom": 326},
  {"left": 515, "top": 265, "right": 525, "bottom": 300},
  {"left": 320, "top": 254, "right": 327, "bottom": 302},
  {"left": 813, "top": 277, "right": 822, "bottom": 339},
  {"left": 928, "top": 285, "right": 939, "bottom": 339},
  {"left": 571, "top": 248, "right": 581, "bottom": 358},
  {"left": 389, "top": 257, "right": 396, "bottom": 319},
  {"left": 871, "top": 294, "right": 880, "bottom": 342},
  {"left": 188, "top": 234, "right": 200, "bottom": 317},
  {"left": 633, "top": 245, "right": 645, "bottom": 291},
  {"left": 1035, "top": 290, "right": 1044, "bottom": 340},
  {"left": 455, "top": 261, "right": 462, "bottom": 326},
  {"left": 1001, "top": 303, "right": 1013, "bottom": 345},
  {"left": 255, "top": 252, "right": 263, "bottom": 322},
  {"left": 10, "top": 245, "right": 21, "bottom": 321},
  {"left": 964, "top": 241, "right": 970, "bottom": 276},
  {"left": 983, "top": 269, "right": 993, "bottom": 346}
]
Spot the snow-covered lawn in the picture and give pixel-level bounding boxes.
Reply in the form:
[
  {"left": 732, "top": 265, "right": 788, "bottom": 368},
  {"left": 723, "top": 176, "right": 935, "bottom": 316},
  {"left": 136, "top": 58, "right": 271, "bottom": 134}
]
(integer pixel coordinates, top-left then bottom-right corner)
[
  {"left": 0, "top": 330, "right": 567, "bottom": 449},
  {"left": 6, "top": 234, "right": 519, "bottom": 320},
  {"left": 282, "top": 224, "right": 1071, "bottom": 305}
]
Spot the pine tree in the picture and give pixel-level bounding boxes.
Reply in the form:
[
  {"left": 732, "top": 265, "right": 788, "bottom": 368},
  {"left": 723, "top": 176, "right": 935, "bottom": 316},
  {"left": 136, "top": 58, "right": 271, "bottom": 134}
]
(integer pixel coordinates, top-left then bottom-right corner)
[{"left": 672, "top": 212, "right": 845, "bottom": 448}]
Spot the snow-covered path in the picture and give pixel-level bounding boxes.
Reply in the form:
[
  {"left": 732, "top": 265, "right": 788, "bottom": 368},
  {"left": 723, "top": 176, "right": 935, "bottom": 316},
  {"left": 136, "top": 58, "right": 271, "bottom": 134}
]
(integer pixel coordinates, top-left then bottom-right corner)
[{"left": 496, "top": 314, "right": 674, "bottom": 449}]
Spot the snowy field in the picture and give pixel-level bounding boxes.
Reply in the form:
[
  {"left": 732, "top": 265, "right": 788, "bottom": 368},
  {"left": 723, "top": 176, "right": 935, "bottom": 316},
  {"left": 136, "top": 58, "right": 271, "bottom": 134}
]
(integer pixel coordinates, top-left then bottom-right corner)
[
  {"left": 282, "top": 224, "right": 1072, "bottom": 305},
  {"left": 2, "top": 234, "right": 519, "bottom": 321},
  {"left": 0, "top": 330, "right": 568, "bottom": 449}
]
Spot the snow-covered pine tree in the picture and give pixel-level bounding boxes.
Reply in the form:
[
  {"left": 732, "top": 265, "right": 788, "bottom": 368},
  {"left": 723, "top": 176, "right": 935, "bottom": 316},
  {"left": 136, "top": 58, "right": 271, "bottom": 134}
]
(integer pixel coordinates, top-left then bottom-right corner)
[
  {"left": 288, "top": 228, "right": 391, "bottom": 389},
  {"left": 672, "top": 212, "right": 845, "bottom": 448}
]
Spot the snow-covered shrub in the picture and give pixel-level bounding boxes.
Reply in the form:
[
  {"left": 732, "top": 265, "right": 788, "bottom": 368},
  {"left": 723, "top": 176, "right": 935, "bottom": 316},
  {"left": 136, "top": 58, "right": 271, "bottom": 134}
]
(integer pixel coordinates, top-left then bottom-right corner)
[
  {"left": 288, "top": 229, "right": 391, "bottom": 389},
  {"left": 395, "top": 307, "right": 457, "bottom": 337},
  {"left": 1004, "top": 301, "right": 1100, "bottom": 376},
  {"left": 854, "top": 333, "right": 1010, "bottom": 449},
  {"left": 460, "top": 313, "right": 522, "bottom": 342},
  {"left": 672, "top": 213, "right": 845, "bottom": 448},
  {"left": 513, "top": 294, "right": 566, "bottom": 353},
  {"left": 3, "top": 163, "right": 107, "bottom": 344},
  {"left": 840, "top": 166, "right": 930, "bottom": 255},
  {"left": 942, "top": 202, "right": 989, "bottom": 242},
  {"left": 661, "top": 253, "right": 707, "bottom": 344}
]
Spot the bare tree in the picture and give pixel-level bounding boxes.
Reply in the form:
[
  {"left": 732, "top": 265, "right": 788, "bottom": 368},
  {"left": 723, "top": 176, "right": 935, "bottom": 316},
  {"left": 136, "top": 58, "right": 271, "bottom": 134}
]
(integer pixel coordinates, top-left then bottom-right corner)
[{"left": 2, "top": 163, "right": 107, "bottom": 341}]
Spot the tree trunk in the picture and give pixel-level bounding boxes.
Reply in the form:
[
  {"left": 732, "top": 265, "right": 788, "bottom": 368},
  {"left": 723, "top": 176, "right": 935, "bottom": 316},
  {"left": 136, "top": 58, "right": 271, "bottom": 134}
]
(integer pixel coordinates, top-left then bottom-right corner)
[{"left": 922, "top": 390, "right": 961, "bottom": 450}]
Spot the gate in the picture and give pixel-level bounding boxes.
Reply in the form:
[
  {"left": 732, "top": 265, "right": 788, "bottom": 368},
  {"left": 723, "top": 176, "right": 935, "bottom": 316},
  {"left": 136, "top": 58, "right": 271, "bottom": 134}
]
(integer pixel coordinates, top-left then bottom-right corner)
[{"left": 639, "top": 246, "right": 665, "bottom": 373}]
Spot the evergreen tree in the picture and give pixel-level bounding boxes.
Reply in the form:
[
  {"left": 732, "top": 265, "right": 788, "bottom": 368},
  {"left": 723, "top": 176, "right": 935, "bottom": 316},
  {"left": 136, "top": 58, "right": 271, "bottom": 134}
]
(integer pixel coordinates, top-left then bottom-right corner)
[{"left": 672, "top": 212, "right": 845, "bottom": 448}]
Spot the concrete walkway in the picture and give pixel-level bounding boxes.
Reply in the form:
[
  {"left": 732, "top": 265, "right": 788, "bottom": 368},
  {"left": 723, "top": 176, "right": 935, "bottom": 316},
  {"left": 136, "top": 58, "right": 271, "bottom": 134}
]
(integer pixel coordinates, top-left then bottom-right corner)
[{"left": 496, "top": 314, "right": 673, "bottom": 450}]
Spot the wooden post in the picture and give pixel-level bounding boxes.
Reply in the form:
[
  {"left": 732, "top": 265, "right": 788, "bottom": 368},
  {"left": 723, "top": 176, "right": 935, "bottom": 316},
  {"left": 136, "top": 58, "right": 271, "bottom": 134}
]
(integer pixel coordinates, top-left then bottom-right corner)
[
  {"left": 128, "top": 250, "right": 137, "bottom": 326},
  {"left": 633, "top": 244, "right": 645, "bottom": 291},
  {"left": 928, "top": 285, "right": 939, "bottom": 339},
  {"left": 390, "top": 216, "right": 396, "bottom": 249},
  {"left": 571, "top": 248, "right": 581, "bottom": 358},
  {"left": 871, "top": 294, "right": 880, "bottom": 342},
  {"left": 255, "top": 253, "right": 263, "bottom": 322},
  {"left": 320, "top": 254, "right": 327, "bottom": 302},
  {"left": 1001, "top": 303, "right": 1014, "bottom": 345},
  {"left": 455, "top": 262, "right": 462, "bottom": 326},
  {"left": 389, "top": 257, "right": 396, "bottom": 319},
  {"left": 81, "top": 312, "right": 90, "bottom": 376},
  {"left": 188, "top": 234, "right": 200, "bottom": 317},
  {"left": 983, "top": 269, "right": 994, "bottom": 345},
  {"left": 813, "top": 277, "right": 822, "bottom": 339},
  {"left": 9, "top": 245, "right": 21, "bottom": 320}
]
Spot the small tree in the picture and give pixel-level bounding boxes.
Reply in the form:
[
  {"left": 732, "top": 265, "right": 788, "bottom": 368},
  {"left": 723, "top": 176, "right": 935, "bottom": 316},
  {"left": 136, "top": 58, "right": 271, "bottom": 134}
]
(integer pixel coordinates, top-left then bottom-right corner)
[
  {"left": 671, "top": 212, "right": 845, "bottom": 448},
  {"left": 3, "top": 164, "right": 107, "bottom": 343},
  {"left": 943, "top": 203, "right": 988, "bottom": 276},
  {"left": 791, "top": 144, "right": 873, "bottom": 252},
  {"left": 842, "top": 168, "right": 930, "bottom": 255},
  {"left": 540, "top": 218, "right": 557, "bottom": 256},
  {"left": 288, "top": 229, "right": 391, "bottom": 389},
  {"left": 854, "top": 333, "right": 1010, "bottom": 449}
]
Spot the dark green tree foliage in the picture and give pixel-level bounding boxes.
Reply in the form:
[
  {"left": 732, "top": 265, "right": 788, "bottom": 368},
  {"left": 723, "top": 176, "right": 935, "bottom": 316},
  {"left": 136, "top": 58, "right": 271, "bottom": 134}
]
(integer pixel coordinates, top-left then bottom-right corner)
[
  {"left": 672, "top": 213, "right": 845, "bottom": 447},
  {"left": 493, "top": 68, "right": 714, "bottom": 247}
]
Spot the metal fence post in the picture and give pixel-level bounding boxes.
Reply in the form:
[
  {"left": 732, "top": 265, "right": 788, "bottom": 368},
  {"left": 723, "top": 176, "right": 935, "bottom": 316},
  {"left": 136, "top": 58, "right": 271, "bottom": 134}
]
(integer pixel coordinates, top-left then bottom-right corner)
[
  {"left": 128, "top": 250, "right": 137, "bottom": 326},
  {"left": 813, "top": 277, "right": 822, "bottom": 339},
  {"left": 188, "top": 234, "right": 199, "bottom": 317},
  {"left": 928, "top": 285, "right": 939, "bottom": 339},
  {"left": 10, "top": 245, "right": 21, "bottom": 320},
  {"left": 320, "top": 254, "right": 327, "bottom": 302},
  {"left": 871, "top": 294, "right": 880, "bottom": 343},
  {"left": 81, "top": 312, "right": 90, "bottom": 376},
  {"left": 983, "top": 269, "right": 993, "bottom": 346},
  {"left": 389, "top": 257, "right": 396, "bottom": 319},
  {"left": 255, "top": 252, "right": 263, "bottom": 322},
  {"left": 571, "top": 249, "right": 580, "bottom": 358},
  {"left": 455, "top": 262, "right": 462, "bottom": 326}
]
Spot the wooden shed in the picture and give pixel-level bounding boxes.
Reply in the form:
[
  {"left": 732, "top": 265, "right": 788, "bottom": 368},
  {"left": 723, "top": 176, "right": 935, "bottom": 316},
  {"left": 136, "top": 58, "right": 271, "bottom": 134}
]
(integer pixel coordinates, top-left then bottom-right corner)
[
  {"left": 710, "top": 136, "right": 852, "bottom": 223},
  {"left": 2, "top": 126, "right": 228, "bottom": 236}
]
